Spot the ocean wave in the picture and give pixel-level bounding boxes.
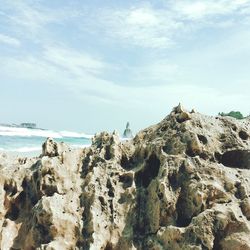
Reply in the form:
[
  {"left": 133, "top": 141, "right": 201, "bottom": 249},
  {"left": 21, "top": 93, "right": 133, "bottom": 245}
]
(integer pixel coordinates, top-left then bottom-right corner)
[
  {"left": 0, "top": 146, "right": 41, "bottom": 153},
  {"left": 0, "top": 126, "right": 93, "bottom": 139},
  {"left": 70, "top": 144, "right": 91, "bottom": 148},
  {"left": 59, "top": 131, "right": 93, "bottom": 139}
]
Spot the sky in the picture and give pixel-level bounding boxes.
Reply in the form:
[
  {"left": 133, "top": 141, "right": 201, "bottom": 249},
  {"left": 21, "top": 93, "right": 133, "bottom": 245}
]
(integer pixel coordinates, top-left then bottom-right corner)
[{"left": 0, "top": 0, "right": 250, "bottom": 134}]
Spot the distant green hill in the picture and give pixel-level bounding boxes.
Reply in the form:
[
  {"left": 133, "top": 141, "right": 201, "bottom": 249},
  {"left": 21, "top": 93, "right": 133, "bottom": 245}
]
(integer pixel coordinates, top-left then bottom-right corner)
[{"left": 218, "top": 111, "right": 244, "bottom": 120}]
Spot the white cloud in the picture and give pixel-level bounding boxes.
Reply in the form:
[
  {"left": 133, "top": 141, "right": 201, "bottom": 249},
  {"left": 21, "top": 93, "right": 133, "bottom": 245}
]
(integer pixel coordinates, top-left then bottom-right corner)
[
  {"left": 131, "top": 60, "right": 178, "bottom": 82},
  {"left": 1, "top": 1, "right": 250, "bottom": 132},
  {"left": 1, "top": 46, "right": 250, "bottom": 130},
  {"left": 0, "top": 0, "right": 80, "bottom": 41},
  {"left": 172, "top": 0, "right": 250, "bottom": 20},
  {"left": 84, "top": 0, "right": 250, "bottom": 49},
  {"left": 0, "top": 45, "right": 116, "bottom": 102},
  {"left": 0, "top": 50, "right": 244, "bottom": 109},
  {"left": 43, "top": 46, "right": 108, "bottom": 76},
  {"left": 0, "top": 56, "right": 62, "bottom": 81},
  {"left": 1, "top": 1, "right": 53, "bottom": 33},
  {"left": 0, "top": 33, "right": 20, "bottom": 47},
  {"left": 91, "top": 6, "right": 182, "bottom": 49},
  {"left": 2, "top": 0, "right": 250, "bottom": 50},
  {"left": 126, "top": 8, "right": 160, "bottom": 26}
]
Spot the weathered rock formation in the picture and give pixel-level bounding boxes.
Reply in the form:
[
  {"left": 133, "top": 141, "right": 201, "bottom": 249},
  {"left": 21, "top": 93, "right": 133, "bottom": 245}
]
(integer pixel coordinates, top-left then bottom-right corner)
[{"left": 0, "top": 105, "right": 250, "bottom": 249}]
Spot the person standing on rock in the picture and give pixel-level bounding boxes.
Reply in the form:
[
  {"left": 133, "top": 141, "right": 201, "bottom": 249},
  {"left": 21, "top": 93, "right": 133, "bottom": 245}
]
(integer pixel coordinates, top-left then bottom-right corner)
[{"left": 123, "top": 122, "right": 133, "bottom": 138}]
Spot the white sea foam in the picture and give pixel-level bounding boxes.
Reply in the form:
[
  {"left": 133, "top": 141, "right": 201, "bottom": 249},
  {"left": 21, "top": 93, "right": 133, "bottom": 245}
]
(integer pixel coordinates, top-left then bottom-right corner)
[
  {"left": 120, "top": 137, "right": 133, "bottom": 141},
  {"left": 70, "top": 144, "right": 91, "bottom": 148},
  {"left": 0, "top": 126, "right": 93, "bottom": 139},
  {"left": 13, "top": 147, "right": 41, "bottom": 153},
  {"left": 59, "top": 131, "right": 93, "bottom": 139},
  {"left": 0, "top": 146, "right": 41, "bottom": 153}
]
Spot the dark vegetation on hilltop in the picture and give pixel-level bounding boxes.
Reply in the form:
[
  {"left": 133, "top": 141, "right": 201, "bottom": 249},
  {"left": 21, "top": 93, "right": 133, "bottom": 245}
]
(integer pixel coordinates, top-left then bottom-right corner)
[{"left": 218, "top": 111, "right": 245, "bottom": 119}]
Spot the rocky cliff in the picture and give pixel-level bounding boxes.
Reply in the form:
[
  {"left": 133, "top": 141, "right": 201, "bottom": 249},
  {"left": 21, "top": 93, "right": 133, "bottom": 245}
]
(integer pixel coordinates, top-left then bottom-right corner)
[{"left": 0, "top": 105, "right": 250, "bottom": 250}]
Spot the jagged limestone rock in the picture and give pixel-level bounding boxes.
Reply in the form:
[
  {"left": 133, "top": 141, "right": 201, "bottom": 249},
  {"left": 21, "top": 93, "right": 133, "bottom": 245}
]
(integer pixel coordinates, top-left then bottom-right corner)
[
  {"left": 0, "top": 105, "right": 250, "bottom": 249},
  {"left": 42, "top": 137, "right": 69, "bottom": 157}
]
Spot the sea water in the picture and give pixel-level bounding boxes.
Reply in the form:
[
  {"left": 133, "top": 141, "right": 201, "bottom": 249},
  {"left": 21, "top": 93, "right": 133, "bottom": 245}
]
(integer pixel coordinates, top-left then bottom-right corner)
[{"left": 0, "top": 126, "right": 92, "bottom": 156}]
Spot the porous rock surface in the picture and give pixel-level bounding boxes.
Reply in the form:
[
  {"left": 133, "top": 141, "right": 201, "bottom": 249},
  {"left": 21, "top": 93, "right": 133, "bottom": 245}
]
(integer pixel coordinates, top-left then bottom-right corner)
[{"left": 0, "top": 105, "right": 250, "bottom": 250}]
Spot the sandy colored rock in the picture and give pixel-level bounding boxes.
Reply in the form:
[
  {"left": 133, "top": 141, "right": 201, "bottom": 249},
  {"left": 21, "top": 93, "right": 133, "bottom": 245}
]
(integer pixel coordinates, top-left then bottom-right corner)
[
  {"left": 42, "top": 137, "right": 70, "bottom": 157},
  {"left": 0, "top": 105, "right": 250, "bottom": 249}
]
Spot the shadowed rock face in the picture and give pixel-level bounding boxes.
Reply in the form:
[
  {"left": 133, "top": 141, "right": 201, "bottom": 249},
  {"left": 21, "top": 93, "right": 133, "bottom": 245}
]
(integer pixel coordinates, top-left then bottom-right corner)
[
  {"left": 0, "top": 105, "right": 250, "bottom": 250},
  {"left": 217, "top": 150, "right": 250, "bottom": 169}
]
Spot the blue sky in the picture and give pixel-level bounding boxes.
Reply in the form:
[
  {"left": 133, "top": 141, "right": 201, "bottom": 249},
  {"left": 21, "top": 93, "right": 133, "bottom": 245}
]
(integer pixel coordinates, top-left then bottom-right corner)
[{"left": 0, "top": 0, "right": 250, "bottom": 134}]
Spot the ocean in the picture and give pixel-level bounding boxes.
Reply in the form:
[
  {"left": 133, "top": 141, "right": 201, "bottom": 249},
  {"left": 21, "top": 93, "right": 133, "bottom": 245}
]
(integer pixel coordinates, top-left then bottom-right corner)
[{"left": 0, "top": 125, "right": 92, "bottom": 156}]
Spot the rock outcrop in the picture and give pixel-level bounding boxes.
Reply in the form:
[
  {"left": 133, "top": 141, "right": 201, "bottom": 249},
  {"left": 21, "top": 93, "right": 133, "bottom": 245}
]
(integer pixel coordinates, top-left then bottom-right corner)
[{"left": 0, "top": 105, "right": 250, "bottom": 250}]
